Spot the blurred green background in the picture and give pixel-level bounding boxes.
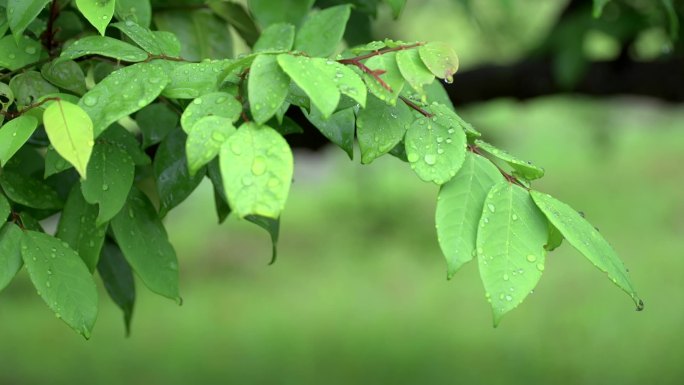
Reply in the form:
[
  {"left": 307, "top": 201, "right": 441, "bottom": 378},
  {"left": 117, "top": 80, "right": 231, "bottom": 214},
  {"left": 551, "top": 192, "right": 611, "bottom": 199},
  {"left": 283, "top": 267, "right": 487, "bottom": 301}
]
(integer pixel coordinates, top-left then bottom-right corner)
[{"left": 2, "top": 1, "right": 683, "bottom": 384}]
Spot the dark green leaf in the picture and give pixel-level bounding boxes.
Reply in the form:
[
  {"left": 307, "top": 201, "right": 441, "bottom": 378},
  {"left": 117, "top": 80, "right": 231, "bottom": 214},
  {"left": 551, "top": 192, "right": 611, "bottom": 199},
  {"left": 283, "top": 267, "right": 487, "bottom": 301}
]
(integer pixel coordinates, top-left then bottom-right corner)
[
  {"left": 546, "top": 222, "right": 564, "bottom": 251},
  {"left": 154, "top": 129, "right": 206, "bottom": 216},
  {"left": 58, "top": 36, "right": 148, "bottom": 63},
  {"left": 385, "top": 0, "right": 406, "bottom": 18},
  {"left": 303, "top": 106, "right": 355, "bottom": 159},
  {"left": 0, "top": 223, "right": 23, "bottom": 292},
  {"left": 99, "top": 124, "right": 151, "bottom": 166},
  {"left": 436, "top": 153, "right": 504, "bottom": 279},
  {"left": 79, "top": 61, "right": 170, "bottom": 137},
  {"left": 207, "top": 0, "right": 260, "bottom": 47},
  {"left": 294, "top": 4, "right": 351, "bottom": 57},
  {"left": 0, "top": 115, "right": 38, "bottom": 166},
  {"left": 207, "top": 158, "right": 231, "bottom": 224},
  {"left": 8, "top": 71, "right": 58, "bottom": 107},
  {"left": 248, "top": 0, "right": 314, "bottom": 27},
  {"left": 81, "top": 141, "right": 135, "bottom": 226},
  {"left": 181, "top": 92, "right": 242, "bottom": 133},
  {"left": 111, "top": 20, "right": 165, "bottom": 55},
  {"left": 110, "top": 187, "right": 180, "bottom": 301},
  {"left": 530, "top": 190, "right": 642, "bottom": 309},
  {"left": 475, "top": 139, "right": 544, "bottom": 180},
  {"left": 253, "top": 23, "right": 295, "bottom": 52},
  {"left": 21, "top": 230, "right": 98, "bottom": 338},
  {"left": 249, "top": 54, "right": 290, "bottom": 124},
  {"left": 115, "top": 0, "right": 152, "bottom": 27},
  {"left": 97, "top": 240, "right": 135, "bottom": 336},
  {"left": 219, "top": 122, "right": 293, "bottom": 218},
  {"left": 356, "top": 94, "right": 412, "bottom": 164},
  {"left": 0, "top": 192, "right": 9, "bottom": 221},
  {"left": 136, "top": 103, "right": 179, "bottom": 148},
  {"left": 154, "top": 10, "right": 232, "bottom": 61},
  {"left": 56, "top": 185, "right": 106, "bottom": 272},
  {"left": 41, "top": 60, "right": 87, "bottom": 95},
  {"left": 245, "top": 214, "right": 280, "bottom": 264},
  {"left": 477, "top": 182, "right": 549, "bottom": 326},
  {"left": 6, "top": 0, "right": 50, "bottom": 40},
  {"left": 0, "top": 170, "right": 63, "bottom": 210}
]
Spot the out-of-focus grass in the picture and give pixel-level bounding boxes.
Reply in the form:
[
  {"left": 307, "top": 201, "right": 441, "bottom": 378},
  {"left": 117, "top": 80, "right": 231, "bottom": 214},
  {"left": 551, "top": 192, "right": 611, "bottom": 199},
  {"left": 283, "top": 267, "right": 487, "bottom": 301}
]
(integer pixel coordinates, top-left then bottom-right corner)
[{"left": 0, "top": 96, "right": 682, "bottom": 384}]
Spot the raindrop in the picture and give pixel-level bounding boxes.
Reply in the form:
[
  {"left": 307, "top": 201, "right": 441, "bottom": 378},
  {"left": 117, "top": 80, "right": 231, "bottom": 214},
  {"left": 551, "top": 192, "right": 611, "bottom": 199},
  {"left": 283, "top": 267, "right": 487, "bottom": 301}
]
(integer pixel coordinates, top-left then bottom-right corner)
[
  {"left": 25, "top": 46, "right": 37, "bottom": 55},
  {"left": 102, "top": 184, "right": 109, "bottom": 191},
  {"left": 407, "top": 153, "right": 419, "bottom": 162},
  {"left": 505, "top": 294, "right": 512, "bottom": 302},
  {"left": 503, "top": 273, "right": 509, "bottom": 281},
  {"left": 536, "top": 263, "right": 545, "bottom": 272},
  {"left": 526, "top": 254, "right": 537, "bottom": 263},
  {"left": 251, "top": 156, "right": 267, "bottom": 176},
  {"left": 512, "top": 214, "right": 518, "bottom": 221},
  {"left": 242, "top": 176, "right": 254, "bottom": 186},
  {"left": 424, "top": 154, "right": 437, "bottom": 165},
  {"left": 193, "top": 98, "right": 203, "bottom": 105},
  {"left": 83, "top": 95, "right": 98, "bottom": 107},
  {"left": 487, "top": 203, "right": 495, "bottom": 213}
]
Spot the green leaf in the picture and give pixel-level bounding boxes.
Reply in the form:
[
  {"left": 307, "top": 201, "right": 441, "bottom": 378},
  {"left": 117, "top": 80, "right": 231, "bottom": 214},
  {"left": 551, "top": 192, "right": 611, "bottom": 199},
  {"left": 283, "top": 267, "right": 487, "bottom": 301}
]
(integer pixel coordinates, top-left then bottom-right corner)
[
  {"left": 219, "top": 122, "right": 293, "bottom": 218},
  {"left": 361, "top": 52, "right": 405, "bottom": 105},
  {"left": 136, "top": 103, "right": 179, "bottom": 148},
  {"left": 530, "top": 190, "right": 642, "bottom": 309},
  {"left": 8, "top": 71, "right": 59, "bottom": 107},
  {"left": 302, "top": 106, "right": 355, "bottom": 159},
  {"left": 6, "top": 0, "right": 51, "bottom": 40},
  {"left": 248, "top": 0, "right": 314, "bottom": 27},
  {"left": 207, "top": 0, "right": 260, "bottom": 47},
  {"left": 43, "top": 99, "right": 94, "bottom": 178},
  {"left": 277, "top": 55, "right": 341, "bottom": 118},
  {"left": 110, "top": 187, "right": 180, "bottom": 302},
  {"left": 405, "top": 104, "right": 467, "bottom": 185},
  {"left": 545, "top": 222, "right": 564, "bottom": 251},
  {"left": 0, "top": 115, "right": 38, "bottom": 166},
  {"left": 0, "top": 169, "right": 63, "bottom": 210},
  {"left": 80, "top": 141, "right": 135, "bottom": 226},
  {"left": 180, "top": 92, "right": 242, "bottom": 133},
  {"left": 115, "top": 0, "right": 152, "bottom": 27},
  {"left": 0, "top": 82, "right": 14, "bottom": 110},
  {"left": 111, "top": 20, "right": 164, "bottom": 55},
  {"left": 152, "top": 31, "right": 182, "bottom": 57},
  {"left": 430, "top": 101, "right": 481, "bottom": 139},
  {"left": 58, "top": 36, "right": 148, "bottom": 63},
  {"left": 79, "top": 61, "right": 170, "bottom": 137},
  {"left": 385, "top": 0, "right": 407, "bottom": 18},
  {"left": 0, "top": 35, "right": 42, "bottom": 71},
  {"left": 41, "top": 60, "right": 87, "bottom": 95},
  {"left": 593, "top": 0, "right": 611, "bottom": 18},
  {"left": 356, "top": 94, "right": 412, "bottom": 164},
  {"left": 253, "top": 23, "right": 295, "bottom": 52},
  {"left": 97, "top": 240, "right": 136, "bottom": 336},
  {"left": 21, "top": 230, "right": 98, "bottom": 338},
  {"left": 0, "top": 193, "right": 9, "bottom": 221},
  {"left": 44, "top": 146, "right": 73, "bottom": 177},
  {"left": 154, "top": 10, "right": 232, "bottom": 61},
  {"left": 474, "top": 139, "right": 545, "bottom": 180},
  {"left": 75, "top": 0, "right": 115, "bottom": 35},
  {"left": 248, "top": 54, "right": 290, "bottom": 124},
  {"left": 294, "top": 4, "right": 351, "bottom": 58},
  {"left": 396, "top": 48, "right": 434, "bottom": 94},
  {"left": 661, "top": 0, "right": 679, "bottom": 39},
  {"left": 207, "top": 158, "right": 231, "bottom": 224},
  {"left": 162, "top": 59, "right": 232, "bottom": 99},
  {"left": 0, "top": 223, "right": 23, "bottom": 292},
  {"left": 186, "top": 116, "right": 236, "bottom": 176},
  {"left": 154, "top": 129, "right": 206, "bottom": 217},
  {"left": 436, "top": 153, "right": 504, "bottom": 279},
  {"left": 99, "top": 124, "right": 151, "bottom": 166},
  {"left": 56, "top": 186, "right": 106, "bottom": 272},
  {"left": 246, "top": 214, "right": 280, "bottom": 264},
  {"left": 477, "top": 182, "right": 549, "bottom": 326},
  {"left": 419, "top": 42, "right": 459, "bottom": 83}
]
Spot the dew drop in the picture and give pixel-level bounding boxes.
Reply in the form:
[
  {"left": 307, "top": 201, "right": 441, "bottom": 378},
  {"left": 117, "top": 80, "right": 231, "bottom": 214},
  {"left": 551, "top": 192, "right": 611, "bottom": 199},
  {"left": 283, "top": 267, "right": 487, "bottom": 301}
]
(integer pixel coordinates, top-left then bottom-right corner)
[
  {"left": 526, "top": 254, "right": 537, "bottom": 263},
  {"left": 102, "top": 184, "right": 109, "bottom": 191},
  {"left": 503, "top": 273, "right": 509, "bottom": 281},
  {"left": 25, "top": 46, "right": 37, "bottom": 55},
  {"left": 83, "top": 95, "right": 98, "bottom": 107},
  {"left": 512, "top": 214, "right": 518, "bottom": 221},
  {"left": 424, "top": 154, "right": 437, "bottom": 165},
  {"left": 251, "top": 156, "right": 267, "bottom": 176},
  {"left": 487, "top": 203, "right": 496, "bottom": 213},
  {"left": 536, "top": 263, "right": 545, "bottom": 272},
  {"left": 407, "top": 153, "right": 419, "bottom": 162},
  {"left": 505, "top": 294, "right": 513, "bottom": 302}
]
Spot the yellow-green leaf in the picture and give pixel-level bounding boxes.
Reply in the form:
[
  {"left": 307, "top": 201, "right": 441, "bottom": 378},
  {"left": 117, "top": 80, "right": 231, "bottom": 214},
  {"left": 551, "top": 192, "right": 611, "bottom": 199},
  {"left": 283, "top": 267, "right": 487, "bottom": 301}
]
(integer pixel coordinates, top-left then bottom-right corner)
[{"left": 43, "top": 100, "right": 94, "bottom": 178}]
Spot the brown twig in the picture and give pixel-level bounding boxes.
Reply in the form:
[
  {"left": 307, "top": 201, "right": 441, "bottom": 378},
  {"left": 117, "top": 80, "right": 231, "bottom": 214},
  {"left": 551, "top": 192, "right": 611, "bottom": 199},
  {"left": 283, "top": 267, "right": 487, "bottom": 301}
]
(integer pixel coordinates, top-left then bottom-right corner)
[
  {"left": 338, "top": 43, "right": 424, "bottom": 93},
  {"left": 0, "top": 97, "right": 61, "bottom": 119},
  {"left": 399, "top": 96, "right": 433, "bottom": 117},
  {"left": 42, "top": 0, "right": 61, "bottom": 56},
  {"left": 468, "top": 144, "right": 527, "bottom": 188}
]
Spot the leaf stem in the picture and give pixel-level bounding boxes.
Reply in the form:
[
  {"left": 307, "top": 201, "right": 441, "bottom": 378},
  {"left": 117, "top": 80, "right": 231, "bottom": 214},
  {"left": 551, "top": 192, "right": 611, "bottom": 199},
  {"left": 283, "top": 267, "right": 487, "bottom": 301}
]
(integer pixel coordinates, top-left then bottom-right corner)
[
  {"left": 0, "top": 97, "right": 61, "bottom": 119},
  {"left": 468, "top": 144, "right": 527, "bottom": 188},
  {"left": 399, "top": 96, "right": 433, "bottom": 117},
  {"left": 338, "top": 43, "right": 424, "bottom": 92}
]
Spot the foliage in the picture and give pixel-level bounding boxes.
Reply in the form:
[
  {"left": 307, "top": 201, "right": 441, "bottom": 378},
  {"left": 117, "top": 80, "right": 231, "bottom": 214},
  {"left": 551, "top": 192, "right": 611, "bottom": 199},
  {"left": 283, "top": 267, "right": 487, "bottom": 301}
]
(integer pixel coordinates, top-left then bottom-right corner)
[{"left": 0, "top": 0, "right": 643, "bottom": 338}]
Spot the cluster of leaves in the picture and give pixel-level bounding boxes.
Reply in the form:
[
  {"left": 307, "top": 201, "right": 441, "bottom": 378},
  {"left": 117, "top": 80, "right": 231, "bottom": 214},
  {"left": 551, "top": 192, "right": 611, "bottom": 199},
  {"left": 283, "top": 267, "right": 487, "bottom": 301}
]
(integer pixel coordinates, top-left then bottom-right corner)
[{"left": 0, "top": 0, "right": 642, "bottom": 338}]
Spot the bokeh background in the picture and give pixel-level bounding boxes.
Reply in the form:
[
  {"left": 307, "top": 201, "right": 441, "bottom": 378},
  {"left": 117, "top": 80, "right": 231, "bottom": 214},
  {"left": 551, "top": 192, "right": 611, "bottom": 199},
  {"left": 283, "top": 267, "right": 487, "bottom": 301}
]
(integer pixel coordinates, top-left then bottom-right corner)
[{"left": 1, "top": 0, "right": 683, "bottom": 384}]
